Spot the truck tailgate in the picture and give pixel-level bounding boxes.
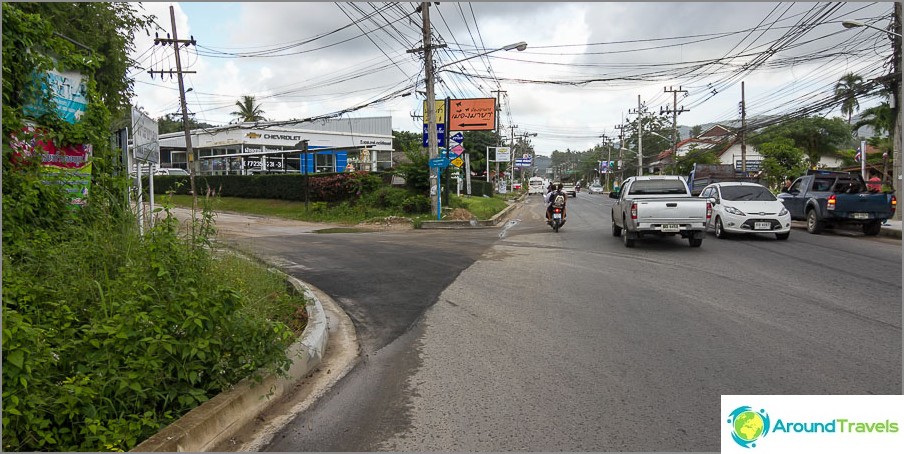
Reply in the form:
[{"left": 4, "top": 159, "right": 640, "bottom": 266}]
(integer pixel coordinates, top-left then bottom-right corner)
[
  {"left": 635, "top": 199, "right": 708, "bottom": 222},
  {"left": 832, "top": 193, "right": 893, "bottom": 217}
]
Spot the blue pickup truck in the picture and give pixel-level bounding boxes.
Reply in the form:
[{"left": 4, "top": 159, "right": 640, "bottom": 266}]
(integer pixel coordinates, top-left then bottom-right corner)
[{"left": 777, "top": 170, "right": 896, "bottom": 235}]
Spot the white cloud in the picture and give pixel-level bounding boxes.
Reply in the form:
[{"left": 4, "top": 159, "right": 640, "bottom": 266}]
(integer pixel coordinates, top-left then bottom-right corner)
[{"left": 129, "top": 2, "right": 893, "bottom": 156}]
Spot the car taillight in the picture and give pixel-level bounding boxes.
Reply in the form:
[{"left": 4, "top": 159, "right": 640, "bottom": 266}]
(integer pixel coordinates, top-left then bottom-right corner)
[
  {"left": 706, "top": 202, "right": 712, "bottom": 220},
  {"left": 827, "top": 194, "right": 836, "bottom": 210},
  {"left": 631, "top": 202, "right": 637, "bottom": 220},
  {"left": 892, "top": 195, "right": 897, "bottom": 215}
]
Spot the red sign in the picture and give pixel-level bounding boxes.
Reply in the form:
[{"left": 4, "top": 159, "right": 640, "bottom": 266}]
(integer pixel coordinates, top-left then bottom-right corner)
[
  {"left": 449, "top": 98, "right": 495, "bottom": 131},
  {"left": 9, "top": 125, "right": 91, "bottom": 168}
]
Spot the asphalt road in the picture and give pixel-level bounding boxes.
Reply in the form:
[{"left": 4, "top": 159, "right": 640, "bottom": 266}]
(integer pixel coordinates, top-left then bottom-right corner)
[{"left": 227, "top": 193, "right": 901, "bottom": 451}]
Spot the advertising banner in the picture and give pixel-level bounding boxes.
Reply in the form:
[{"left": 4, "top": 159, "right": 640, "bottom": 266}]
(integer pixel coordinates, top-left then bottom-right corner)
[
  {"left": 23, "top": 69, "right": 89, "bottom": 124},
  {"left": 9, "top": 125, "right": 93, "bottom": 207}
]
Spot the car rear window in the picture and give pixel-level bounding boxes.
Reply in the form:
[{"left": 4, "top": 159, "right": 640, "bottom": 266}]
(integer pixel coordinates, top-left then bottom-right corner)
[
  {"left": 629, "top": 180, "right": 687, "bottom": 195},
  {"left": 719, "top": 185, "right": 776, "bottom": 201}
]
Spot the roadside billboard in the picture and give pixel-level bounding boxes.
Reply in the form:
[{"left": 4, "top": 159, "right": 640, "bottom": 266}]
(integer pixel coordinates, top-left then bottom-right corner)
[{"left": 131, "top": 107, "right": 159, "bottom": 163}]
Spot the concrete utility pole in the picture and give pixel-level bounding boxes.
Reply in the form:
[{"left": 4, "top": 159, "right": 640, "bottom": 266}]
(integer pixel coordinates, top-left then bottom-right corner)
[
  {"left": 421, "top": 2, "right": 439, "bottom": 215},
  {"left": 895, "top": 3, "right": 902, "bottom": 220},
  {"left": 492, "top": 90, "right": 506, "bottom": 189},
  {"left": 615, "top": 117, "right": 626, "bottom": 186},
  {"left": 740, "top": 81, "right": 748, "bottom": 174},
  {"left": 151, "top": 6, "right": 198, "bottom": 210},
  {"left": 629, "top": 96, "right": 645, "bottom": 176},
  {"left": 662, "top": 86, "right": 689, "bottom": 169}
]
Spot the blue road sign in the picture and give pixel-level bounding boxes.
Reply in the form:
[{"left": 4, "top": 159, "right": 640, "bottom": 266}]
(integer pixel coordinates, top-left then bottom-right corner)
[
  {"left": 423, "top": 123, "right": 446, "bottom": 147},
  {"left": 450, "top": 132, "right": 464, "bottom": 143},
  {"left": 429, "top": 157, "right": 450, "bottom": 168}
]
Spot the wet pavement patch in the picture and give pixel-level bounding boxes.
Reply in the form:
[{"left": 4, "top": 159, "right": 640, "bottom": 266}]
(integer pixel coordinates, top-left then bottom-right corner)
[{"left": 313, "top": 227, "right": 370, "bottom": 234}]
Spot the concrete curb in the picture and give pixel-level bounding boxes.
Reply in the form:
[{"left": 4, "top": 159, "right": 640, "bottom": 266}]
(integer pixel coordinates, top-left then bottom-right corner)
[
  {"left": 420, "top": 193, "right": 524, "bottom": 229},
  {"left": 131, "top": 274, "right": 329, "bottom": 452}
]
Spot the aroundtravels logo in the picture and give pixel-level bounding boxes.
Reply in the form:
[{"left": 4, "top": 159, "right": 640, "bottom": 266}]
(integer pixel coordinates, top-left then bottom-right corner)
[
  {"left": 727, "top": 406, "right": 771, "bottom": 448},
  {"left": 726, "top": 404, "right": 900, "bottom": 449}
]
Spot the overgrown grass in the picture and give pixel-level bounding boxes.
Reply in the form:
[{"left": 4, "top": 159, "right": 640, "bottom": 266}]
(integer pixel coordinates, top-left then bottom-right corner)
[
  {"left": 3, "top": 181, "right": 307, "bottom": 451},
  {"left": 447, "top": 194, "right": 510, "bottom": 220}
]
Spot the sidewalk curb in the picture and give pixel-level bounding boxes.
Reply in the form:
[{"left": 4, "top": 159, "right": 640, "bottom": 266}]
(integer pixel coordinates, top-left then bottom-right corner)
[{"left": 131, "top": 274, "right": 329, "bottom": 452}]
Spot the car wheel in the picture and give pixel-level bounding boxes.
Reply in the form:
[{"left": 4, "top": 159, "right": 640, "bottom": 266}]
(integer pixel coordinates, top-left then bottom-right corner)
[
  {"left": 806, "top": 209, "right": 824, "bottom": 234},
  {"left": 688, "top": 236, "right": 703, "bottom": 247},
  {"left": 862, "top": 221, "right": 881, "bottom": 236},
  {"left": 612, "top": 219, "right": 622, "bottom": 237},
  {"left": 775, "top": 232, "right": 790, "bottom": 241},
  {"left": 714, "top": 217, "right": 729, "bottom": 239},
  {"left": 623, "top": 231, "right": 635, "bottom": 248}
]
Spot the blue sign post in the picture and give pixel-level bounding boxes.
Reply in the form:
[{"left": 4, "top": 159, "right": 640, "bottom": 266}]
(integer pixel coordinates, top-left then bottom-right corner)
[{"left": 429, "top": 157, "right": 450, "bottom": 220}]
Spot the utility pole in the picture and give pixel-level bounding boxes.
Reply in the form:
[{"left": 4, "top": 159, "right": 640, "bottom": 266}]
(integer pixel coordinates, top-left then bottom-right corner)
[
  {"left": 662, "top": 86, "right": 689, "bottom": 171},
  {"left": 491, "top": 89, "right": 506, "bottom": 191},
  {"left": 408, "top": 2, "right": 441, "bottom": 215},
  {"left": 615, "top": 117, "right": 626, "bottom": 186},
  {"left": 151, "top": 6, "right": 198, "bottom": 211},
  {"left": 740, "top": 81, "right": 748, "bottom": 174},
  {"left": 894, "top": 2, "right": 902, "bottom": 220},
  {"left": 629, "top": 96, "right": 646, "bottom": 176}
]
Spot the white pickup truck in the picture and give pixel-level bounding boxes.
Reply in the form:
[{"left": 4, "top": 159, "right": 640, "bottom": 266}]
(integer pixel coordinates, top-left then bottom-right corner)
[{"left": 609, "top": 175, "right": 711, "bottom": 248}]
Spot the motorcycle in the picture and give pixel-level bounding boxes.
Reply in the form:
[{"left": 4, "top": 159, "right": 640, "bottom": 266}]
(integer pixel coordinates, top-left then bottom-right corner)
[{"left": 547, "top": 197, "right": 566, "bottom": 232}]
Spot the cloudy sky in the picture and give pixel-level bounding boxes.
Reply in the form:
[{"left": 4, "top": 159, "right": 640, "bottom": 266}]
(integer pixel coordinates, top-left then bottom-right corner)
[{"left": 130, "top": 2, "right": 895, "bottom": 156}]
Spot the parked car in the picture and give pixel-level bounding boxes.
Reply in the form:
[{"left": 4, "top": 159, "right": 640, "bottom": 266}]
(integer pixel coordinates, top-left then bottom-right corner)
[
  {"left": 699, "top": 182, "right": 791, "bottom": 240},
  {"left": 588, "top": 183, "right": 605, "bottom": 194},
  {"left": 777, "top": 170, "right": 896, "bottom": 235},
  {"left": 155, "top": 168, "right": 190, "bottom": 176},
  {"left": 610, "top": 175, "right": 710, "bottom": 248}
]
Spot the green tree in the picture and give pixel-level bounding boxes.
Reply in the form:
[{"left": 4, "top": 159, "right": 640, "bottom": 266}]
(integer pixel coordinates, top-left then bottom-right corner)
[
  {"left": 834, "top": 72, "right": 864, "bottom": 125},
  {"left": 749, "top": 116, "right": 850, "bottom": 168},
  {"left": 157, "top": 113, "right": 216, "bottom": 135},
  {"left": 757, "top": 137, "right": 808, "bottom": 191},
  {"left": 230, "top": 95, "right": 266, "bottom": 123},
  {"left": 9, "top": 2, "right": 155, "bottom": 121},
  {"left": 690, "top": 125, "right": 703, "bottom": 137},
  {"left": 669, "top": 147, "right": 721, "bottom": 176}
]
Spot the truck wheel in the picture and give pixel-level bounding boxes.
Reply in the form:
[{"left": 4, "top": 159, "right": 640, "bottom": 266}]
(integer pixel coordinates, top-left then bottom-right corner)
[
  {"left": 862, "top": 221, "right": 881, "bottom": 236},
  {"left": 714, "top": 217, "right": 729, "bottom": 239},
  {"left": 689, "top": 236, "right": 703, "bottom": 247},
  {"left": 806, "top": 209, "right": 824, "bottom": 234},
  {"left": 623, "top": 229, "right": 635, "bottom": 248},
  {"left": 611, "top": 219, "right": 622, "bottom": 237}
]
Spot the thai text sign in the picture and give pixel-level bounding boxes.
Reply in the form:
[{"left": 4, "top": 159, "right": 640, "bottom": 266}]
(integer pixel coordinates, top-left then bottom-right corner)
[
  {"left": 131, "top": 107, "right": 159, "bottom": 163},
  {"left": 449, "top": 98, "right": 495, "bottom": 131},
  {"left": 422, "top": 100, "right": 446, "bottom": 124},
  {"left": 9, "top": 125, "right": 93, "bottom": 207}
]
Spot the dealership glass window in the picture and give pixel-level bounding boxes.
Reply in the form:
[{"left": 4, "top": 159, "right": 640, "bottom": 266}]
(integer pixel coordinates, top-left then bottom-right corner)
[
  {"left": 375, "top": 150, "right": 395, "bottom": 170},
  {"left": 315, "top": 152, "right": 335, "bottom": 173}
]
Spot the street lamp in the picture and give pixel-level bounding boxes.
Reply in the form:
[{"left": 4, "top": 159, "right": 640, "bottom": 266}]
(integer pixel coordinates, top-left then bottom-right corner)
[
  {"left": 424, "top": 40, "right": 527, "bottom": 218},
  {"left": 841, "top": 20, "right": 903, "bottom": 37},
  {"left": 842, "top": 14, "right": 902, "bottom": 220}
]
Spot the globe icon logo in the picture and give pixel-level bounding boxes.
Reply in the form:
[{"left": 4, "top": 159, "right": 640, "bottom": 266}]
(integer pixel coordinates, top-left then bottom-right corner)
[{"left": 727, "top": 406, "right": 771, "bottom": 448}]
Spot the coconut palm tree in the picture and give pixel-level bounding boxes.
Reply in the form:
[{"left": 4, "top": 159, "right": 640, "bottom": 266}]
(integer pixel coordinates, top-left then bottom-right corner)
[
  {"left": 230, "top": 95, "right": 267, "bottom": 123},
  {"left": 834, "top": 72, "right": 864, "bottom": 125}
]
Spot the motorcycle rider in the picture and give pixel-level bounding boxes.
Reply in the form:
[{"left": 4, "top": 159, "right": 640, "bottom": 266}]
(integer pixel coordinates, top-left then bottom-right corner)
[{"left": 545, "top": 183, "right": 567, "bottom": 225}]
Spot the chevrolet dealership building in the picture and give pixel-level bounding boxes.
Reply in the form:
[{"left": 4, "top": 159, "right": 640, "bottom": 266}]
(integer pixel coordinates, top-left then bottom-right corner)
[{"left": 156, "top": 116, "right": 394, "bottom": 175}]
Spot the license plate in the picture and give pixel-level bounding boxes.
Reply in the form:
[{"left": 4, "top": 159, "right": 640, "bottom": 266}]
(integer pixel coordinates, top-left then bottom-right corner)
[
  {"left": 553, "top": 213, "right": 562, "bottom": 219},
  {"left": 754, "top": 222, "right": 771, "bottom": 230},
  {"left": 661, "top": 224, "right": 680, "bottom": 232},
  {"left": 852, "top": 212, "right": 869, "bottom": 219}
]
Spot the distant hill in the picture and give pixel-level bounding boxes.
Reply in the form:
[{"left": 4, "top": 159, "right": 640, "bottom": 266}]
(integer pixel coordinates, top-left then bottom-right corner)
[{"left": 677, "top": 114, "right": 881, "bottom": 140}]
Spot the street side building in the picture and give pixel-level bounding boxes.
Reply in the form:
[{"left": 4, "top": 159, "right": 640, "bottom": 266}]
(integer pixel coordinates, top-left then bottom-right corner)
[{"left": 156, "top": 116, "right": 395, "bottom": 175}]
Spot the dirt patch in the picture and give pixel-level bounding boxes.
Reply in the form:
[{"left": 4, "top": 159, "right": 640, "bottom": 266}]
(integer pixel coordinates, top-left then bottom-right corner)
[
  {"left": 356, "top": 216, "right": 414, "bottom": 231},
  {"left": 445, "top": 208, "right": 475, "bottom": 221}
]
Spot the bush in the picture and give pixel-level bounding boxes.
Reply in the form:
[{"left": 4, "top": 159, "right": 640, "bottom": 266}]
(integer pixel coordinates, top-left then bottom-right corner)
[{"left": 2, "top": 169, "right": 303, "bottom": 451}]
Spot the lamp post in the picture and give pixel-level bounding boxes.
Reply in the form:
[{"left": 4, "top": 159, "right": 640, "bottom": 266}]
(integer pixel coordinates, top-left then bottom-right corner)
[
  {"left": 842, "top": 13, "right": 902, "bottom": 220},
  {"left": 424, "top": 40, "right": 527, "bottom": 216}
]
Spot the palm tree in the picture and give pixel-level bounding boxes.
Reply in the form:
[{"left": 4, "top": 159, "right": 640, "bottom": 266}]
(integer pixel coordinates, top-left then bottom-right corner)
[
  {"left": 834, "top": 72, "right": 864, "bottom": 125},
  {"left": 230, "top": 95, "right": 266, "bottom": 123}
]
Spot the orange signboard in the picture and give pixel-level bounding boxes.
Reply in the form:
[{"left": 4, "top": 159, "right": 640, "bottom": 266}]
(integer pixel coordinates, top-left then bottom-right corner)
[{"left": 449, "top": 98, "right": 496, "bottom": 131}]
